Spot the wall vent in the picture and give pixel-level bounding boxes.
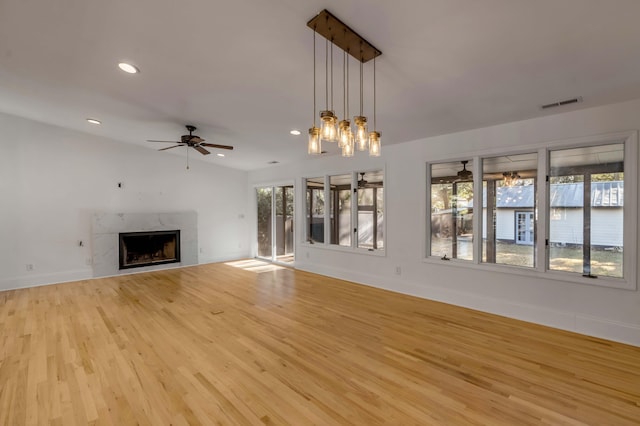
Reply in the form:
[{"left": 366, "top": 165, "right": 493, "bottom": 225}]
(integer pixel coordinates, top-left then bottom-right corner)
[{"left": 541, "top": 96, "right": 583, "bottom": 110}]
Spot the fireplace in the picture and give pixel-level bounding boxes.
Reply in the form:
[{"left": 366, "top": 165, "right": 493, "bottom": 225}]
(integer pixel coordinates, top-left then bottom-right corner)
[{"left": 119, "top": 230, "right": 181, "bottom": 270}]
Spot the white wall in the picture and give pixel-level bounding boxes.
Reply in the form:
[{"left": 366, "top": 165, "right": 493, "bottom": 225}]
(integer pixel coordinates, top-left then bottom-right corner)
[
  {"left": 0, "top": 112, "right": 250, "bottom": 290},
  {"left": 248, "top": 98, "right": 640, "bottom": 346}
]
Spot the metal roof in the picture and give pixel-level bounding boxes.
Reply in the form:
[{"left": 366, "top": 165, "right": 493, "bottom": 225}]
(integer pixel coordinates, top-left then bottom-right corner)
[{"left": 481, "top": 181, "right": 624, "bottom": 208}]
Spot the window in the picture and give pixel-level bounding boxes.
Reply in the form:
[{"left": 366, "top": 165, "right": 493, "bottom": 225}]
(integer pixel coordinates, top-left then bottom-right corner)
[
  {"left": 256, "top": 187, "right": 273, "bottom": 258},
  {"left": 305, "top": 170, "right": 384, "bottom": 252},
  {"left": 430, "top": 160, "right": 474, "bottom": 260},
  {"left": 357, "top": 171, "right": 384, "bottom": 250},
  {"left": 515, "top": 211, "right": 535, "bottom": 245},
  {"left": 426, "top": 132, "right": 635, "bottom": 288},
  {"left": 329, "top": 174, "right": 352, "bottom": 247},
  {"left": 256, "top": 186, "right": 294, "bottom": 263},
  {"left": 482, "top": 153, "right": 538, "bottom": 268},
  {"left": 306, "top": 177, "right": 325, "bottom": 244},
  {"left": 549, "top": 143, "right": 624, "bottom": 278}
]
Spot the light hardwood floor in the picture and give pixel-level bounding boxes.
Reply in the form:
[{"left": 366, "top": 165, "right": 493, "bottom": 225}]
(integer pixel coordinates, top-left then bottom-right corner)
[{"left": 1, "top": 261, "right": 639, "bottom": 425}]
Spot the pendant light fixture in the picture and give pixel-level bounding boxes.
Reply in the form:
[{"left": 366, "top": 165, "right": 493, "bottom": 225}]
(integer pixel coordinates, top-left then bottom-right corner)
[
  {"left": 308, "top": 27, "right": 321, "bottom": 154},
  {"left": 368, "top": 55, "right": 381, "bottom": 156},
  {"left": 307, "top": 9, "right": 381, "bottom": 157},
  {"left": 320, "top": 39, "right": 338, "bottom": 142},
  {"left": 354, "top": 45, "right": 368, "bottom": 151},
  {"left": 339, "top": 48, "right": 355, "bottom": 155}
]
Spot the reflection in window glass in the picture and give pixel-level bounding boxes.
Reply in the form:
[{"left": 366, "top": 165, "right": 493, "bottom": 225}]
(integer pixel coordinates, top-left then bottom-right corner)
[
  {"left": 482, "top": 153, "right": 537, "bottom": 268},
  {"left": 549, "top": 144, "right": 624, "bottom": 278},
  {"left": 330, "top": 174, "right": 352, "bottom": 247},
  {"left": 430, "top": 161, "right": 474, "bottom": 260},
  {"left": 357, "top": 171, "right": 384, "bottom": 250},
  {"left": 306, "top": 178, "right": 325, "bottom": 243}
]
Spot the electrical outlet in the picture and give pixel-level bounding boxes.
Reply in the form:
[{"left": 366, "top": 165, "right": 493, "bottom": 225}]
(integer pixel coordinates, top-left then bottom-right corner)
[
  {"left": 26, "top": 264, "right": 34, "bottom": 271},
  {"left": 85, "top": 257, "right": 93, "bottom": 266},
  {"left": 395, "top": 266, "right": 402, "bottom": 275}
]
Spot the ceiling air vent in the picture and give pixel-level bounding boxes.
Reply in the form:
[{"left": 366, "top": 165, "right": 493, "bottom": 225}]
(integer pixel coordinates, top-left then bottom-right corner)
[{"left": 541, "top": 96, "right": 583, "bottom": 110}]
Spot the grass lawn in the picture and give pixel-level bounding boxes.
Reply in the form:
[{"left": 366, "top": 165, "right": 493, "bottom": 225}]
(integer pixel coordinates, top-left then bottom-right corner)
[{"left": 432, "top": 238, "right": 623, "bottom": 277}]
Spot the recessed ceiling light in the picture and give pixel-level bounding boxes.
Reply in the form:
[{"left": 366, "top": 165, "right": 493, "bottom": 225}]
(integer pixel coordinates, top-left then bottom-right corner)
[
  {"left": 118, "top": 62, "right": 139, "bottom": 74},
  {"left": 217, "top": 153, "right": 225, "bottom": 157},
  {"left": 290, "top": 130, "right": 301, "bottom": 136},
  {"left": 86, "top": 118, "right": 101, "bottom": 125}
]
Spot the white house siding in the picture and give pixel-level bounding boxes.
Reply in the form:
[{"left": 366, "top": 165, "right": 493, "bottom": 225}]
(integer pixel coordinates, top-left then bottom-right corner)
[
  {"left": 496, "top": 210, "right": 516, "bottom": 241},
  {"left": 482, "top": 209, "right": 534, "bottom": 241},
  {"left": 483, "top": 208, "right": 622, "bottom": 247},
  {"left": 550, "top": 208, "right": 583, "bottom": 245},
  {"left": 592, "top": 208, "right": 623, "bottom": 247}
]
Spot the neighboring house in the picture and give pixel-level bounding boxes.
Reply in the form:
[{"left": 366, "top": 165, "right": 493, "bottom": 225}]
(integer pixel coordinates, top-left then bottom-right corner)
[
  {"left": 434, "top": 181, "right": 624, "bottom": 248},
  {"left": 487, "top": 181, "right": 623, "bottom": 247}
]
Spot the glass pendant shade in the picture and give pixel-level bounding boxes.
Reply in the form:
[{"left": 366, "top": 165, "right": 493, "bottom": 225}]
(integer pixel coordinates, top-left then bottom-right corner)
[
  {"left": 354, "top": 116, "right": 368, "bottom": 150},
  {"left": 341, "top": 137, "right": 354, "bottom": 157},
  {"left": 308, "top": 127, "right": 321, "bottom": 154},
  {"left": 338, "top": 119, "right": 351, "bottom": 148},
  {"left": 368, "top": 131, "right": 381, "bottom": 156},
  {"left": 320, "top": 111, "right": 338, "bottom": 142}
]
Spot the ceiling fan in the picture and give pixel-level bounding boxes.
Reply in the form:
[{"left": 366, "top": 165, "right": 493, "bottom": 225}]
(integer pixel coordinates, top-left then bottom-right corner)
[
  {"left": 358, "top": 172, "right": 383, "bottom": 188},
  {"left": 147, "top": 125, "right": 233, "bottom": 156},
  {"left": 457, "top": 160, "right": 472, "bottom": 181}
]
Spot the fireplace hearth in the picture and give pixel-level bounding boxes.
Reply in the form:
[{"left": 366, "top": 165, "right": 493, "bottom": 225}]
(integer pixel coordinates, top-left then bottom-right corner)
[{"left": 119, "top": 230, "right": 180, "bottom": 269}]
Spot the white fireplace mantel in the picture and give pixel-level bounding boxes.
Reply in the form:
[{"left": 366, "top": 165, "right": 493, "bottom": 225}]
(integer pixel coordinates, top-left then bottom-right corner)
[{"left": 91, "top": 211, "right": 198, "bottom": 277}]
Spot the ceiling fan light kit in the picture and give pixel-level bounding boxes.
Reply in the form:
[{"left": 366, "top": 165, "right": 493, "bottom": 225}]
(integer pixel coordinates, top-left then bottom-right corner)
[{"left": 307, "top": 9, "right": 382, "bottom": 157}]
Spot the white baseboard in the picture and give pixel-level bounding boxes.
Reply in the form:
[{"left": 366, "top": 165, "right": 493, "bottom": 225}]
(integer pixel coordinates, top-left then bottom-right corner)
[
  {"left": 199, "top": 253, "right": 250, "bottom": 265},
  {"left": 0, "top": 269, "right": 93, "bottom": 292},
  {"left": 295, "top": 261, "right": 640, "bottom": 347},
  {"left": 0, "top": 254, "right": 250, "bottom": 293}
]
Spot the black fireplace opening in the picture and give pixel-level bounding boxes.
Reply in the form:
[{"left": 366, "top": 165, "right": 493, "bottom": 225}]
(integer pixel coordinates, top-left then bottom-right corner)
[{"left": 119, "top": 230, "right": 181, "bottom": 270}]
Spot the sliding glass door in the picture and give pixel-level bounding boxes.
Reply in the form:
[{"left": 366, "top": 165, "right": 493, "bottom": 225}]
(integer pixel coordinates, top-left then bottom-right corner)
[{"left": 256, "top": 185, "right": 294, "bottom": 264}]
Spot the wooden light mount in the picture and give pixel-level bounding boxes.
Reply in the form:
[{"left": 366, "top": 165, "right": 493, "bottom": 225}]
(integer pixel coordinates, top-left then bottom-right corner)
[{"left": 307, "top": 9, "right": 381, "bottom": 63}]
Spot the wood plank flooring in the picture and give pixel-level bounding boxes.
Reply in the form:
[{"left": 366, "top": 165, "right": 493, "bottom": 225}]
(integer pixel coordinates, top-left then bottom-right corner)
[{"left": 1, "top": 260, "right": 639, "bottom": 425}]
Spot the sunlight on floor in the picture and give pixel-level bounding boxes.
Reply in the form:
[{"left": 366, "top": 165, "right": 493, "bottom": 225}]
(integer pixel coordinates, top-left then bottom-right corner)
[{"left": 224, "top": 259, "right": 287, "bottom": 273}]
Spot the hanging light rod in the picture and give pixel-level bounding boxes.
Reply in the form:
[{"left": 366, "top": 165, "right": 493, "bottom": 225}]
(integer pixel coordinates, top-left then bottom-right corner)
[{"left": 307, "top": 9, "right": 381, "bottom": 63}]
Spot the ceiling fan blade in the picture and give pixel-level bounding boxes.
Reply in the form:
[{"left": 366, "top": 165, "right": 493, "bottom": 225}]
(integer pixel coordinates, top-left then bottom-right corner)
[
  {"left": 194, "top": 145, "right": 211, "bottom": 155},
  {"left": 200, "top": 143, "right": 234, "bottom": 150},
  {"left": 158, "top": 145, "right": 183, "bottom": 151},
  {"left": 147, "top": 140, "right": 181, "bottom": 143}
]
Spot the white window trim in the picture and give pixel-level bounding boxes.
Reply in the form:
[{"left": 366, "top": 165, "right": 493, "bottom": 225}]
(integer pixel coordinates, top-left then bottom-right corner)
[
  {"left": 424, "top": 131, "right": 637, "bottom": 291},
  {"left": 301, "top": 167, "right": 387, "bottom": 257},
  {"left": 253, "top": 181, "right": 296, "bottom": 264}
]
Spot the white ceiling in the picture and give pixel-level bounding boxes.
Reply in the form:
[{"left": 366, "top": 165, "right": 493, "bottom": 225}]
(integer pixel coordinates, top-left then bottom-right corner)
[{"left": 2, "top": 0, "right": 640, "bottom": 171}]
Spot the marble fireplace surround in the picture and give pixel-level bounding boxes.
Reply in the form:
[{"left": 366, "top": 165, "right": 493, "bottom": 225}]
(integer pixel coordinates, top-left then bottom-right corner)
[{"left": 92, "top": 211, "right": 198, "bottom": 278}]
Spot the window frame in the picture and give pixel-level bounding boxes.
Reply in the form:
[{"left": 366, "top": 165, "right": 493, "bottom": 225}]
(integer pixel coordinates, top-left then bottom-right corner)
[
  {"left": 303, "top": 168, "right": 386, "bottom": 256},
  {"left": 480, "top": 153, "right": 539, "bottom": 269},
  {"left": 428, "top": 161, "right": 476, "bottom": 261},
  {"left": 425, "top": 131, "right": 637, "bottom": 290},
  {"left": 545, "top": 141, "right": 635, "bottom": 281}
]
